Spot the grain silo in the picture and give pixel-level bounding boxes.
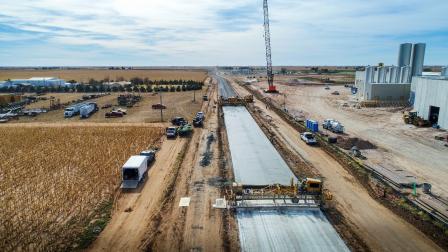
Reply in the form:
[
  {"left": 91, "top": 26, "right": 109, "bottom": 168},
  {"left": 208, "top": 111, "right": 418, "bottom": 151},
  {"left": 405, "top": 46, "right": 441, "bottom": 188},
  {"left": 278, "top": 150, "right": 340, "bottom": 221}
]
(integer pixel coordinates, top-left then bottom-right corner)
[{"left": 411, "top": 43, "right": 426, "bottom": 76}]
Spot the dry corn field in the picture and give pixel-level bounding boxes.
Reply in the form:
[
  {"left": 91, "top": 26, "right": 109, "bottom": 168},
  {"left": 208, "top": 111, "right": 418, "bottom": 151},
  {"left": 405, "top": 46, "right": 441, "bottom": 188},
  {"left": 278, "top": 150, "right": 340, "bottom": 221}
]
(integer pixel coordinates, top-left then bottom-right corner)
[{"left": 0, "top": 126, "right": 164, "bottom": 251}]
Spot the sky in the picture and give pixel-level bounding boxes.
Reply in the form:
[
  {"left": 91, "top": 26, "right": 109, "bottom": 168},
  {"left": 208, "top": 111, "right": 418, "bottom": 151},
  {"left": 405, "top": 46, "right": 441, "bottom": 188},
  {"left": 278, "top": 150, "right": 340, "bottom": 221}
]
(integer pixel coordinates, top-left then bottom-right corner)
[{"left": 0, "top": 0, "right": 447, "bottom": 66}]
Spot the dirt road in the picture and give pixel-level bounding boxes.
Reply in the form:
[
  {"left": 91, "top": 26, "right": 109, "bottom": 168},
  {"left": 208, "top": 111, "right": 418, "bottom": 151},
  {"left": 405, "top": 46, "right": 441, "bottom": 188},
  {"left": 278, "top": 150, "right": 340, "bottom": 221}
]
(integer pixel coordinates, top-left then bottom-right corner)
[
  {"left": 144, "top": 78, "right": 230, "bottom": 251},
  {"left": 88, "top": 137, "right": 187, "bottom": 251},
  {"left": 230, "top": 80, "right": 442, "bottom": 252}
]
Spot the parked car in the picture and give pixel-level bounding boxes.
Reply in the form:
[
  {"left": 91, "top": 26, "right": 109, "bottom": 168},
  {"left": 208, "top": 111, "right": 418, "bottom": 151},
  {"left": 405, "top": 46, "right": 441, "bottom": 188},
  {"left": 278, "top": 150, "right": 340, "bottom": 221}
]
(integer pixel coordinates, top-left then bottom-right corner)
[
  {"left": 152, "top": 103, "right": 167, "bottom": 109},
  {"left": 101, "top": 104, "right": 112, "bottom": 109},
  {"left": 105, "top": 111, "right": 124, "bottom": 118},
  {"left": 140, "top": 149, "right": 156, "bottom": 164},
  {"left": 331, "top": 91, "right": 340, "bottom": 95},
  {"left": 193, "top": 117, "right": 203, "bottom": 127},
  {"left": 171, "top": 117, "right": 187, "bottom": 126},
  {"left": 300, "top": 132, "right": 317, "bottom": 145},
  {"left": 166, "top": 127, "right": 178, "bottom": 138},
  {"left": 196, "top": 111, "right": 205, "bottom": 120}
]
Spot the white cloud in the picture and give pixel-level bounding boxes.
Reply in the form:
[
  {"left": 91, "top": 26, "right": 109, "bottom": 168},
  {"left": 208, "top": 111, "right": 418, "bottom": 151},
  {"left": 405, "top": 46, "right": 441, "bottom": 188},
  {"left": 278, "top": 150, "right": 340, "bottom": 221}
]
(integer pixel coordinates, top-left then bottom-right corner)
[{"left": 0, "top": 0, "right": 447, "bottom": 65}]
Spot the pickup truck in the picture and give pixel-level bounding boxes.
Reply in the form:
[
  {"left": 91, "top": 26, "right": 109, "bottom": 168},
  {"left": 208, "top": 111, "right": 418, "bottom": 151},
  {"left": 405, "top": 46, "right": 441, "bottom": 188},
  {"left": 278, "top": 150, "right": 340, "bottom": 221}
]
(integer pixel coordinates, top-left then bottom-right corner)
[
  {"left": 166, "top": 127, "right": 178, "bottom": 138},
  {"left": 171, "top": 117, "right": 187, "bottom": 126},
  {"left": 300, "top": 132, "right": 317, "bottom": 145}
]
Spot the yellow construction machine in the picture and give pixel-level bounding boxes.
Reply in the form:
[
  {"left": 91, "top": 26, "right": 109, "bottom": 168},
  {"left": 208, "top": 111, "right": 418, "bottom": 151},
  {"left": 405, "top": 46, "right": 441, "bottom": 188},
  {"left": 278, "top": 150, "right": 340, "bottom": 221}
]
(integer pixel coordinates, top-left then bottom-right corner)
[
  {"left": 218, "top": 95, "right": 254, "bottom": 106},
  {"left": 214, "top": 177, "right": 332, "bottom": 209}
]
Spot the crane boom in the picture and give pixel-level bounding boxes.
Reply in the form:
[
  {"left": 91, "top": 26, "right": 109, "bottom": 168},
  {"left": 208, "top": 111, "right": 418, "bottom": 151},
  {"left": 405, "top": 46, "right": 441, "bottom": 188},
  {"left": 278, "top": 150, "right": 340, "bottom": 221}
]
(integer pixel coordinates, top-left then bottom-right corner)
[{"left": 263, "top": 0, "right": 277, "bottom": 93}]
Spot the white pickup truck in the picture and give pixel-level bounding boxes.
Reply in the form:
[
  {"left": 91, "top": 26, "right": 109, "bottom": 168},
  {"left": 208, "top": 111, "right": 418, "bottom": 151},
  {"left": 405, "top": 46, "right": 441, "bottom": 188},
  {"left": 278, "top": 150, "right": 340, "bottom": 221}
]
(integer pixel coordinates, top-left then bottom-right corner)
[{"left": 300, "top": 132, "right": 317, "bottom": 145}]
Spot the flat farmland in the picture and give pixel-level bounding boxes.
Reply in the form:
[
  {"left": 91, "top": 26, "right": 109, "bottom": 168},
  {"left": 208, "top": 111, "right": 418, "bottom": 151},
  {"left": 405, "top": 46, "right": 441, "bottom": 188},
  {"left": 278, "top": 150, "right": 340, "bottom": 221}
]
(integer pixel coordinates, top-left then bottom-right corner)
[
  {"left": 0, "top": 125, "right": 164, "bottom": 251},
  {"left": 0, "top": 69, "right": 208, "bottom": 82}
]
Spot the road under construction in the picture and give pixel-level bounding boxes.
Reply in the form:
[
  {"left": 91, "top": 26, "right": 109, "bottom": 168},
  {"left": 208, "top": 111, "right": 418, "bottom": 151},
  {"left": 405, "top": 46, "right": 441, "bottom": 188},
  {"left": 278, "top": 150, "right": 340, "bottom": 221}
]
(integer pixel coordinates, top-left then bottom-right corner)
[{"left": 216, "top": 75, "right": 349, "bottom": 251}]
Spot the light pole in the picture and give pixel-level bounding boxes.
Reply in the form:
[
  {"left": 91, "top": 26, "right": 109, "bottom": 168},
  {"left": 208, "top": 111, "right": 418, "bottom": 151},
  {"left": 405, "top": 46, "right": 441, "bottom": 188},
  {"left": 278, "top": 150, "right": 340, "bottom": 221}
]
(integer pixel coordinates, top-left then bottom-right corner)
[{"left": 159, "top": 92, "right": 164, "bottom": 122}]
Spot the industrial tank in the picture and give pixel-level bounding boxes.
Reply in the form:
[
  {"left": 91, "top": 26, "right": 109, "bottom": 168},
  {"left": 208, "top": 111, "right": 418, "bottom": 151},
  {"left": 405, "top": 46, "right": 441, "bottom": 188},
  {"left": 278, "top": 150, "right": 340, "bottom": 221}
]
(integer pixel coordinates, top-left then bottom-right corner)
[
  {"left": 398, "top": 43, "right": 412, "bottom": 67},
  {"left": 411, "top": 43, "right": 426, "bottom": 76},
  {"left": 441, "top": 66, "right": 448, "bottom": 77}
]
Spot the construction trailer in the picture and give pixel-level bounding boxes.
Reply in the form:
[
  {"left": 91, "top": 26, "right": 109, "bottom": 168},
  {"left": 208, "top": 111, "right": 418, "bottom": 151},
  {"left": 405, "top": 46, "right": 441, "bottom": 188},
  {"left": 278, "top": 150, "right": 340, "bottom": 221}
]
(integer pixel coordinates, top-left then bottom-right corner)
[{"left": 121, "top": 155, "right": 149, "bottom": 189}]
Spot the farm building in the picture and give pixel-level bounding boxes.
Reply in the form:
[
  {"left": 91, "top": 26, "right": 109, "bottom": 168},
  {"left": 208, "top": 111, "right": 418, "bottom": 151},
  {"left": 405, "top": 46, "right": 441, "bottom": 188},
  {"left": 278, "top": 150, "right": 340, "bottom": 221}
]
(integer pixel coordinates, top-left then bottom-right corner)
[
  {"left": 0, "top": 77, "right": 66, "bottom": 87},
  {"left": 411, "top": 75, "right": 448, "bottom": 129}
]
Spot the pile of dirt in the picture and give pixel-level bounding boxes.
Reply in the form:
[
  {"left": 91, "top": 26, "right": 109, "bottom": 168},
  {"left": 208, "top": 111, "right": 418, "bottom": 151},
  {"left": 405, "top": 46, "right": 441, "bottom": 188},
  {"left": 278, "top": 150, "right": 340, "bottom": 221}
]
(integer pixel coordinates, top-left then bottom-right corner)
[{"left": 336, "top": 137, "right": 377, "bottom": 150}]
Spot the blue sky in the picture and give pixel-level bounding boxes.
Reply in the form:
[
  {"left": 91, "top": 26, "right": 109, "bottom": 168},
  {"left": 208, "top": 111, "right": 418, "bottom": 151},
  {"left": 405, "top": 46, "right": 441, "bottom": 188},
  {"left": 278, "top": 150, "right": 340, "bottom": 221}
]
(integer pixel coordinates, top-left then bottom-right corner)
[{"left": 0, "top": 0, "right": 447, "bottom": 66}]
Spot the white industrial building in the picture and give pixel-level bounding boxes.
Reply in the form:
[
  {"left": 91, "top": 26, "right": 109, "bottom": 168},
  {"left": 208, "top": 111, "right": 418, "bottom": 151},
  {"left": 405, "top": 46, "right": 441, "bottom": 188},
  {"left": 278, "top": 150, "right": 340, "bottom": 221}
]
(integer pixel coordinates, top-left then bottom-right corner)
[
  {"left": 0, "top": 77, "right": 66, "bottom": 88},
  {"left": 411, "top": 75, "right": 448, "bottom": 129},
  {"left": 355, "top": 43, "right": 426, "bottom": 101}
]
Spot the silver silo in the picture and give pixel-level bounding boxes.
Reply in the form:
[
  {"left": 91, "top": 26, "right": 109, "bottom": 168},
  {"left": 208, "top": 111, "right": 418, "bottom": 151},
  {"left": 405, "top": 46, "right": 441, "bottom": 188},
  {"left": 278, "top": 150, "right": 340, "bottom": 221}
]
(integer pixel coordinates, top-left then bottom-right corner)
[
  {"left": 411, "top": 43, "right": 426, "bottom": 76},
  {"left": 385, "top": 66, "right": 392, "bottom": 83},
  {"left": 365, "top": 66, "right": 372, "bottom": 84},
  {"left": 390, "top": 66, "right": 399, "bottom": 83},
  {"left": 441, "top": 66, "right": 448, "bottom": 77},
  {"left": 398, "top": 43, "right": 413, "bottom": 67},
  {"left": 378, "top": 66, "right": 385, "bottom": 83},
  {"left": 401, "top": 66, "right": 411, "bottom": 83}
]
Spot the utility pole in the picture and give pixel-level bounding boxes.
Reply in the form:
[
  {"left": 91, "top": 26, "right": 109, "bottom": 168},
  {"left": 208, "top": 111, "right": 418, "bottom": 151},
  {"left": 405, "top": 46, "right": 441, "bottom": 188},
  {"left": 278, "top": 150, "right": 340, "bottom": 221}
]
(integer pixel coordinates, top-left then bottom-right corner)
[
  {"left": 159, "top": 92, "right": 164, "bottom": 122},
  {"left": 283, "top": 93, "right": 287, "bottom": 111}
]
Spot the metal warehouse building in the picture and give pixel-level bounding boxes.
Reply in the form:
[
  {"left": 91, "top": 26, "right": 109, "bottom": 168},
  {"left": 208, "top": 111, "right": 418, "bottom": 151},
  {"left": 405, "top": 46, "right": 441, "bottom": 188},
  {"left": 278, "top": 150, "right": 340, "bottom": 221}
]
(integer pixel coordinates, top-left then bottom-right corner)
[
  {"left": 412, "top": 76, "right": 448, "bottom": 129},
  {"left": 355, "top": 43, "right": 426, "bottom": 101}
]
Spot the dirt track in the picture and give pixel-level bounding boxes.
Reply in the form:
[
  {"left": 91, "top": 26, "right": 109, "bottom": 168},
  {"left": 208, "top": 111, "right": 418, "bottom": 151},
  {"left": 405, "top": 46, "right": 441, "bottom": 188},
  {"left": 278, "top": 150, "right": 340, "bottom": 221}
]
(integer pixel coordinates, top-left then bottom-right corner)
[
  {"left": 230, "top": 79, "right": 442, "bottom": 252},
  {"left": 88, "top": 136, "right": 187, "bottom": 251}
]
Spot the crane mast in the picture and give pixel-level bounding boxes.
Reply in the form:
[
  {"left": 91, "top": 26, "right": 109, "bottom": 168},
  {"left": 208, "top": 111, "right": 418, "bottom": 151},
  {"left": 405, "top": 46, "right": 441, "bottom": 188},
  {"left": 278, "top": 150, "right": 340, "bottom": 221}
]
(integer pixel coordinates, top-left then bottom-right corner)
[{"left": 263, "top": 0, "right": 277, "bottom": 93}]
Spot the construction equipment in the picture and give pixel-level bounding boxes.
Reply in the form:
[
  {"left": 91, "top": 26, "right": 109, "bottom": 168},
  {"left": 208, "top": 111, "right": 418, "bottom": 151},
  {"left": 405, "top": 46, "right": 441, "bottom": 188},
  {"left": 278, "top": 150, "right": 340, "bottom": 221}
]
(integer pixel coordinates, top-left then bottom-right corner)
[
  {"left": 218, "top": 95, "right": 254, "bottom": 106},
  {"left": 118, "top": 94, "right": 142, "bottom": 107},
  {"left": 215, "top": 178, "right": 332, "bottom": 209},
  {"left": 323, "top": 119, "right": 345, "bottom": 134},
  {"left": 262, "top": 0, "right": 278, "bottom": 93},
  {"left": 403, "top": 111, "right": 417, "bottom": 124}
]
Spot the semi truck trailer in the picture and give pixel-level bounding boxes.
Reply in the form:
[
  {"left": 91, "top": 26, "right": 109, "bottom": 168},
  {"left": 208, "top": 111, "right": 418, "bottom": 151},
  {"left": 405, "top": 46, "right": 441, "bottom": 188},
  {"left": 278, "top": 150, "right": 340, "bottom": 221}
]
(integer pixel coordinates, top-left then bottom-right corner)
[
  {"left": 80, "top": 103, "right": 98, "bottom": 119},
  {"left": 121, "top": 155, "right": 149, "bottom": 189}
]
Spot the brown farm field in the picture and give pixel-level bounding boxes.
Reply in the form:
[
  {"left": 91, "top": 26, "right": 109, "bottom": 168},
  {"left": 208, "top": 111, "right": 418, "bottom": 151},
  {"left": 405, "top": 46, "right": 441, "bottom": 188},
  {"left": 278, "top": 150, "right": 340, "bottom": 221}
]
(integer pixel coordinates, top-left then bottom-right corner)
[
  {"left": 0, "top": 125, "right": 164, "bottom": 251},
  {"left": 0, "top": 69, "right": 208, "bottom": 82}
]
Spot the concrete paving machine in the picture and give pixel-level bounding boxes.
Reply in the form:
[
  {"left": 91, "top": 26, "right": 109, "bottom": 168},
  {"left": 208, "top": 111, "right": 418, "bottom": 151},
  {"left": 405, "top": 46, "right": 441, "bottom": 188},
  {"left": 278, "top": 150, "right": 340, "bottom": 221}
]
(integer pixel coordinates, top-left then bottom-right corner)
[
  {"left": 213, "top": 178, "right": 332, "bottom": 210},
  {"left": 218, "top": 95, "right": 254, "bottom": 106}
]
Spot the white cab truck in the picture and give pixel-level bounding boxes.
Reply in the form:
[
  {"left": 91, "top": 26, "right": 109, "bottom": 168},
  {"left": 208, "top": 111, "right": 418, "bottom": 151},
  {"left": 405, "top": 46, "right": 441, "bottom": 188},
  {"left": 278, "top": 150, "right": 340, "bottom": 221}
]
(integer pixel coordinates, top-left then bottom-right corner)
[{"left": 121, "top": 155, "right": 149, "bottom": 189}]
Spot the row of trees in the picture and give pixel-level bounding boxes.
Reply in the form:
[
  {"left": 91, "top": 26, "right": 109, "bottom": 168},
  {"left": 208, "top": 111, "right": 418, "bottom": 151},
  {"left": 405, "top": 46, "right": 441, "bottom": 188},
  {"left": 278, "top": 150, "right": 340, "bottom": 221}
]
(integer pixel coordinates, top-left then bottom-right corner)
[
  {"left": 86, "top": 77, "right": 203, "bottom": 86},
  {"left": 0, "top": 83, "right": 203, "bottom": 94}
]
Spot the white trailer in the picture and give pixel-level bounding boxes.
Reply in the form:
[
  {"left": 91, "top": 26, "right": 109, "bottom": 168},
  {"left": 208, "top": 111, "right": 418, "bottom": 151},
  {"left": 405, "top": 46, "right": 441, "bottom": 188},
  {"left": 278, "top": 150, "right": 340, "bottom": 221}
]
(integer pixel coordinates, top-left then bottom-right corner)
[
  {"left": 64, "top": 103, "right": 85, "bottom": 118},
  {"left": 80, "top": 103, "right": 95, "bottom": 119},
  {"left": 121, "top": 155, "right": 149, "bottom": 189}
]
